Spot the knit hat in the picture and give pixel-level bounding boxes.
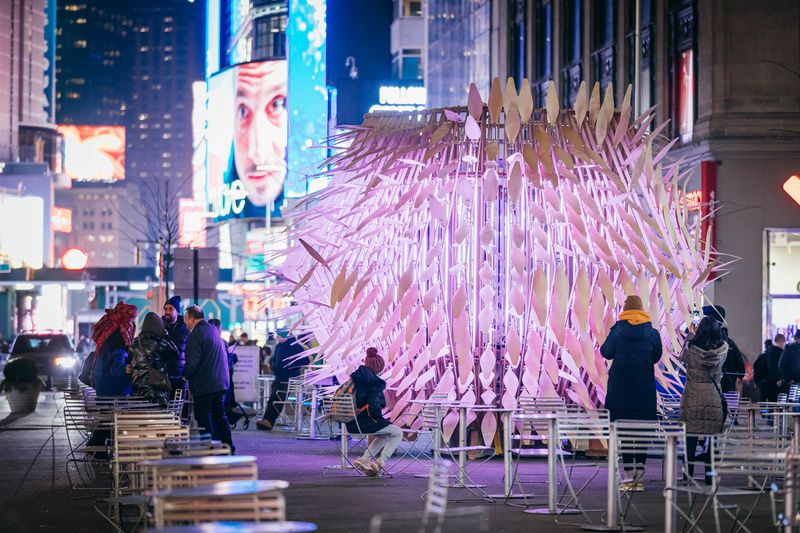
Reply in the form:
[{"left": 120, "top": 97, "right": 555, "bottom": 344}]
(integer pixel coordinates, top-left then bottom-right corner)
[
  {"left": 165, "top": 295, "right": 182, "bottom": 312},
  {"left": 141, "top": 312, "right": 165, "bottom": 337},
  {"left": 702, "top": 305, "right": 726, "bottom": 323},
  {"left": 622, "top": 295, "right": 644, "bottom": 312},
  {"left": 364, "top": 347, "right": 385, "bottom": 375}
]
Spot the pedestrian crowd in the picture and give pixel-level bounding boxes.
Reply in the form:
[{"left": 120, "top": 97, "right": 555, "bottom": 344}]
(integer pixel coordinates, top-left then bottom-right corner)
[{"left": 80, "top": 295, "right": 239, "bottom": 452}]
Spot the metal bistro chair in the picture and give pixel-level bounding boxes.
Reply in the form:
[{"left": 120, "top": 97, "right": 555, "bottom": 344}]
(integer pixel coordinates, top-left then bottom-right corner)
[
  {"left": 143, "top": 455, "right": 258, "bottom": 492},
  {"left": 151, "top": 480, "right": 289, "bottom": 527},
  {"left": 554, "top": 409, "right": 611, "bottom": 525},
  {"left": 780, "top": 451, "right": 800, "bottom": 532},
  {"left": 321, "top": 393, "right": 379, "bottom": 476},
  {"left": 605, "top": 420, "right": 686, "bottom": 531},
  {"left": 419, "top": 401, "right": 493, "bottom": 493},
  {"left": 369, "top": 459, "right": 490, "bottom": 533},
  {"left": 667, "top": 430, "right": 790, "bottom": 533}
]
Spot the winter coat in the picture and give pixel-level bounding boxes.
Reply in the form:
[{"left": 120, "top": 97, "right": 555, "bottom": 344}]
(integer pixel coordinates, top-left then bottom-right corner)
[
  {"left": 93, "top": 331, "right": 132, "bottom": 397},
  {"left": 128, "top": 331, "right": 180, "bottom": 407},
  {"left": 679, "top": 340, "right": 728, "bottom": 434},
  {"left": 185, "top": 320, "right": 230, "bottom": 396},
  {"left": 779, "top": 342, "right": 800, "bottom": 383},
  {"left": 270, "top": 336, "right": 310, "bottom": 383},
  {"left": 346, "top": 365, "right": 391, "bottom": 434},
  {"left": 601, "top": 319, "right": 663, "bottom": 421},
  {"left": 164, "top": 316, "right": 189, "bottom": 376},
  {"left": 720, "top": 336, "right": 745, "bottom": 393}
]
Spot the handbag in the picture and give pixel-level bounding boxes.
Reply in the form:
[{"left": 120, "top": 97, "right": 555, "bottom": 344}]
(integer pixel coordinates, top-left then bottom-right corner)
[
  {"left": 135, "top": 338, "right": 172, "bottom": 391},
  {"left": 710, "top": 370, "right": 729, "bottom": 432},
  {"left": 147, "top": 368, "right": 172, "bottom": 391},
  {"left": 78, "top": 351, "right": 95, "bottom": 387}
]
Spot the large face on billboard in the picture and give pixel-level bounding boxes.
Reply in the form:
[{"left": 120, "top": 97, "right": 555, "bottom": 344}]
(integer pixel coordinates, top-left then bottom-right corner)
[
  {"left": 57, "top": 125, "right": 125, "bottom": 182},
  {"left": 208, "top": 61, "right": 288, "bottom": 220}
]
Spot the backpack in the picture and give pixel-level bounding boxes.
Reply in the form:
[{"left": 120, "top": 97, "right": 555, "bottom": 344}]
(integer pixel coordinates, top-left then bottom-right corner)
[
  {"left": 329, "top": 378, "right": 358, "bottom": 423},
  {"left": 78, "top": 351, "right": 95, "bottom": 387},
  {"left": 753, "top": 352, "right": 769, "bottom": 385}
]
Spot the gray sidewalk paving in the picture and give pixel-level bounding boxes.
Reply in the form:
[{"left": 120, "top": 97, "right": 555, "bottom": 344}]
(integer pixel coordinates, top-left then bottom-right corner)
[{"left": 0, "top": 393, "right": 780, "bottom": 532}]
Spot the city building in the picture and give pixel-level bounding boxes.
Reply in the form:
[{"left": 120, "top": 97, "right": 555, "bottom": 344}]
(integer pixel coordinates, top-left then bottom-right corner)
[
  {"left": 55, "top": 0, "right": 205, "bottom": 267},
  {"left": 127, "top": 1, "right": 205, "bottom": 197},
  {"left": 55, "top": 1, "right": 133, "bottom": 127},
  {"left": 424, "top": 0, "right": 800, "bottom": 355},
  {"left": 53, "top": 183, "right": 141, "bottom": 268}
]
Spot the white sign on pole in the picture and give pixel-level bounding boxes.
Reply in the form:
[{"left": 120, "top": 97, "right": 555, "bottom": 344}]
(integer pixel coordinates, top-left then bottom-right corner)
[{"left": 231, "top": 345, "right": 259, "bottom": 403}]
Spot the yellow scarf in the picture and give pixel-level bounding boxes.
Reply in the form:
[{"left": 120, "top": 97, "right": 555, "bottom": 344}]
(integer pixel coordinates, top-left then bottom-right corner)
[{"left": 619, "top": 309, "right": 651, "bottom": 325}]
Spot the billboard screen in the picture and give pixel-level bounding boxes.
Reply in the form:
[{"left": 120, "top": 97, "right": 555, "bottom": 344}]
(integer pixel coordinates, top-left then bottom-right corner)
[
  {"left": 57, "top": 125, "right": 125, "bottom": 182},
  {"left": 207, "top": 61, "right": 288, "bottom": 220}
]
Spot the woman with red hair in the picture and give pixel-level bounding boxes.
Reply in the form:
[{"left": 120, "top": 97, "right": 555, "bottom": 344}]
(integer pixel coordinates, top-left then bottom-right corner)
[{"left": 91, "top": 302, "right": 137, "bottom": 397}]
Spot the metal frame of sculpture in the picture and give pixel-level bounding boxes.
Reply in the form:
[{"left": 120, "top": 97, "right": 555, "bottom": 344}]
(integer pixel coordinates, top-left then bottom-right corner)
[{"left": 267, "top": 79, "right": 728, "bottom": 446}]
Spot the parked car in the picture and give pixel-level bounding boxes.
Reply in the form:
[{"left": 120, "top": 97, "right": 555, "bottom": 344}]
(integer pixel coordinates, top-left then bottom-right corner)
[{"left": 8, "top": 332, "right": 79, "bottom": 389}]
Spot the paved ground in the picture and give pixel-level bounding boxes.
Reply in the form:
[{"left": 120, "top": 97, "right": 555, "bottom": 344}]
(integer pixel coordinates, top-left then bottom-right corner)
[{"left": 0, "top": 392, "right": 781, "bottom": 532}]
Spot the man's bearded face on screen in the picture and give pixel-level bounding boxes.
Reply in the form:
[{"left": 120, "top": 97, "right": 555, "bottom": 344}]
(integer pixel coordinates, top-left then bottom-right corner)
[{"left": 233, "top": 61, "right": 288, "bottom": 207}]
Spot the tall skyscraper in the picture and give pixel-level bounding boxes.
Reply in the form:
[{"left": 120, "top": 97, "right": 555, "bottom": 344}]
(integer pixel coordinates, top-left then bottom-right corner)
[
  {"left": 127, "top": 1, "right": 205, "bottom": 195},
  {"left": 56, "top": 0, "right": 204, "bottom": 193},
  {"left": 55, "top": 0, "right": 205, "bottom": 266},
  {"left": 0, "top": 0, "right": 58, "bottom": 164}
]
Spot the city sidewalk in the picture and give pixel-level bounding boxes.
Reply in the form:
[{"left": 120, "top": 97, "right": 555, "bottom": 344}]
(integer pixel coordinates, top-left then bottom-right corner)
[{"left": 0, "top": 392, "right": 777, "bottom": 532}]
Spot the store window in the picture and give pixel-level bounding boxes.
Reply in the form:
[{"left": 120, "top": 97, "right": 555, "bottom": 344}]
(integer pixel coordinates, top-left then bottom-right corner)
[
  {"left": 509, "top": 0, "right": 527, "bottom": 87},
  {"left": 626, "top": 0, "right": 654, "bottom": 116},
  {"left": 592, "top": 0, "right": 616, "bottom": 92},
  {"left": 561, "top": 0, "right": 582, "bottom": 107},
  {"left": 766, "top": 229, "right": 800, "bottom": 339},
  {"left": 670, "top": 0, "right": 695, "bottom": 142},
  {"left": 533, "top": 0, "right": 552, "bottom": 108}
]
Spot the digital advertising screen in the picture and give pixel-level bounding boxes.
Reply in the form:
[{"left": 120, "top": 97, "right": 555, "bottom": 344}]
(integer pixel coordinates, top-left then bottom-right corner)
[
  {"left": 57, "top": 125, "right": 125, "bottom": 182},
  {"left": 207, "top": 60, "right": 288, "bottom": 221}
]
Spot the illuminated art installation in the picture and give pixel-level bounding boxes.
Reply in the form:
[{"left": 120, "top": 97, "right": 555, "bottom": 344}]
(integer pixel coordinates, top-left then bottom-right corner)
[{"left": 269, "top": 79, "right": 726, "bottom": 445}]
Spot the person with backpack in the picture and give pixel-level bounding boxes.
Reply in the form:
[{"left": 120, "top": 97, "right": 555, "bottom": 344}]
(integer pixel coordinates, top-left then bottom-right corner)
[
  {"left": 347, "top": 347, "right": 403, "bottom": 477},
  {"left": 754, "top": 334, "right": 785, "bottom": 402}
]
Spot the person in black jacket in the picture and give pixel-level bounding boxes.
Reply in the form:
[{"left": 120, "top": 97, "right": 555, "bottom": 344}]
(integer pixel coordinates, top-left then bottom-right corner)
[
  {"left": 702, "top": 305, "right": 745, "bottom": 393},
  {"left": 163, "top": 295, "right": 189, "bottom": 392},
  {"left": 754, "top": 334, "right": 786, "bottom": 401},
  {"left": 348, "top": 348, "right": 403, "bottom": 477},
  {"left": 601, "top": 295, "right": 663, "bottom": 491},
  {"left": 184, "top": 305, "right": 233, "bottom": 449},
  {"left": 127, "top": 312, "right": 180, "bottom": 407},
  {"left": 779, "top": 330, "right": 800, "bottom": 390},
  {"left": 256, "top": 333, "right": 309, "bottom": 430}
]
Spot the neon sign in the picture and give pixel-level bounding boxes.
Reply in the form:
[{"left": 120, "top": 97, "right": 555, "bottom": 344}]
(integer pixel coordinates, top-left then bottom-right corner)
[{"left": 369, "top": 86, "right": 426, "bottom": 112}]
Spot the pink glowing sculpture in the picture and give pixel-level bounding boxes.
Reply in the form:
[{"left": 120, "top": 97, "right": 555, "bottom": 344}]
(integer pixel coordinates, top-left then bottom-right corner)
[{"left": 269, "top": 79, "right": 727, "bottom": 445}]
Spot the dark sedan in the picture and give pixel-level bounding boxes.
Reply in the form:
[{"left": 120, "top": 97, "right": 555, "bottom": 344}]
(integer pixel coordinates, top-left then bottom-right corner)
[{"left": 9, "top": 332, "right": 80, "bottom": 389}]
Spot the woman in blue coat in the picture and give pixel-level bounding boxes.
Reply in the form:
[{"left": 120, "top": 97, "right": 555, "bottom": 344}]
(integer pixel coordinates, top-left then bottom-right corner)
[{"left": 601, "top": 295, "right": 663, "bottom": 491}]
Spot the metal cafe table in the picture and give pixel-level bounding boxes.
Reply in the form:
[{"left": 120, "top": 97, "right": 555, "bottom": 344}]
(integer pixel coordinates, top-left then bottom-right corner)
[
  {"left": 140, "top": 455, "right": 258, "bottom": 483},
  {"left": 143, "top": 521, "right": 317, "bottom": 532}
]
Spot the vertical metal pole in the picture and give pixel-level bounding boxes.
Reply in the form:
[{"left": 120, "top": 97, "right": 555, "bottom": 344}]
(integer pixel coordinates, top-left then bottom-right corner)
[
  {"left": 633, "top": 0, "right": 642, "bottom": 117},
  {"left": 664, "top": 436, "right": 677, "bottom": 533},
  {"left": 340, "top": 423, "right": 348, "bottom": 468},
  {"left": 606, "top": 426, "right": 618, "bottom": 529},
  {"left": 295, "top": 382, "right": 304, "bottom": 433},
  {"left": 504, "top": 411, "right": 512, "bottom": 497},
  {"left": 785, "top": 458, "right": 796, "bottom": 533},
  {"left": 547, "top": 416, "right": 558, "bottom": 512},
  {"left": 308, "top": 386, "right": 318, "bottom": 439},
  {"left": 458, "top": 406, "right": 467, "bottom": 486},
  {"left": 192, "top": 248, "right": 199, "bottom": 303}
]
